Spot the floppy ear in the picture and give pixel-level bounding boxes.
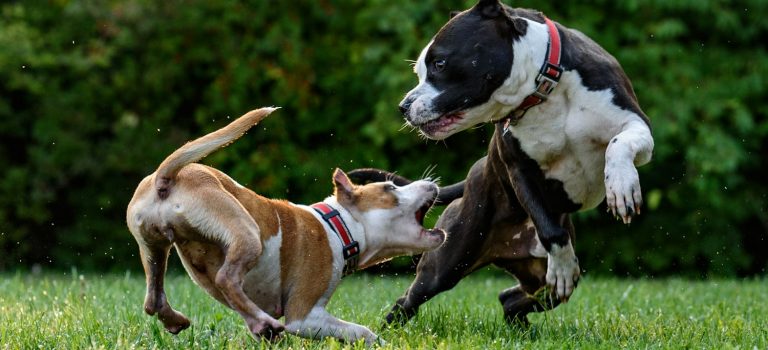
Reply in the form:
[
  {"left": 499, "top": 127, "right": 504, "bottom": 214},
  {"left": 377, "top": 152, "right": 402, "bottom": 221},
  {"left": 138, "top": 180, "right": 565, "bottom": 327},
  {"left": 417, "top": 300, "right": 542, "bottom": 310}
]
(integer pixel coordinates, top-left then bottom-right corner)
[
  {"left": 333, "top": 168, "right": 356, "bottom": 204},
  {"left": 474, "top": 0, "right": 503, "bottom": 18}
]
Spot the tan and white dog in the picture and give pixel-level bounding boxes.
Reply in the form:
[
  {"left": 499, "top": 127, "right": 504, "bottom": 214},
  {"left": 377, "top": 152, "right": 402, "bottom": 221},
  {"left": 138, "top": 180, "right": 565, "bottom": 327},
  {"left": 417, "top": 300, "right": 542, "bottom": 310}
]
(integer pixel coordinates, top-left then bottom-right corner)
[{"left": 126, "top": 107, "right": 445, "bottom": 344}]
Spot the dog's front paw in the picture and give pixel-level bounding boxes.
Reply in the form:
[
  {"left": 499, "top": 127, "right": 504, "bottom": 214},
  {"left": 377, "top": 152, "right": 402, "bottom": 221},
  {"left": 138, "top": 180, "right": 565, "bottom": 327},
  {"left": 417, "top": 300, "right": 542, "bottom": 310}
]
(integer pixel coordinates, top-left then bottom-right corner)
[
  {"left": 605, "top": 162, "right": 642, "bottom": 224},
  {"left": 363, "top": 331, "right": 384, "bottom": 347},
  {"left": 545, "top": 243, "right": 580, "bottom": 302},
  {"left": 247, "top": 316, "right": 285, "bottom": 341}
]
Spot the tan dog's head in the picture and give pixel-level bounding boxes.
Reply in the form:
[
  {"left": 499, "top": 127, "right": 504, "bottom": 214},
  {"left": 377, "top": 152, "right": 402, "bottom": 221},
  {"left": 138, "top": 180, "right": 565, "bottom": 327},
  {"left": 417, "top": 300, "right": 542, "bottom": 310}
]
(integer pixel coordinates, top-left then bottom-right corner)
[{"left": 332, "top": 169, "right": 445, "bottom": 268}]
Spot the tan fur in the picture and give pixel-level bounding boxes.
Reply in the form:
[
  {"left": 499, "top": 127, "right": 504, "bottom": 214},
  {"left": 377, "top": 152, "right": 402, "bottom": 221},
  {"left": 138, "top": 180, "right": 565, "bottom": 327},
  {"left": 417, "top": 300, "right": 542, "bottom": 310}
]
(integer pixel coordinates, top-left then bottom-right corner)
[
  {"left": 127, "top": 108, "right": 286, "bottom": 338},
  {"left": 353, "top": 184, "right": 398, "bottom": 211},
  {"left": 272, "top": 201, "right": 333, "bottom": 322},
  {"left": 211, "top": 167, "right": 281, "bottom": 241},
  {"left": 127, "top": 107, "right": 443, "bottom": 344},
  {"left": 155, "top": 108, "right": 274, "bottom": 184}
]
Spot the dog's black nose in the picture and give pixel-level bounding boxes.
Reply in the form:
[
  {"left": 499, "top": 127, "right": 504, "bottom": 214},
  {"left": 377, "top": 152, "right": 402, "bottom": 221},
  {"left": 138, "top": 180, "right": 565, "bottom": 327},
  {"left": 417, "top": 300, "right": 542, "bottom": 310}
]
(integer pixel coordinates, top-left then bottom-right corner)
[{"left": 398, "top": 102, "right": 410, "bottom": 116}]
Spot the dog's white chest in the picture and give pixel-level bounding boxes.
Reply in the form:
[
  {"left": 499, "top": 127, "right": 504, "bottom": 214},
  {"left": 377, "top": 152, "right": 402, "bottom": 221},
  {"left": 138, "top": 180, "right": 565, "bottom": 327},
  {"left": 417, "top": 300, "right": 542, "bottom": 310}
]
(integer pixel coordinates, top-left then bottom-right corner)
[
  {"left": 509, "top": 120, "right": 606, "bottom": 210},
  {"left": 507, "top": 72, "right": 636, "bottom": 210}
]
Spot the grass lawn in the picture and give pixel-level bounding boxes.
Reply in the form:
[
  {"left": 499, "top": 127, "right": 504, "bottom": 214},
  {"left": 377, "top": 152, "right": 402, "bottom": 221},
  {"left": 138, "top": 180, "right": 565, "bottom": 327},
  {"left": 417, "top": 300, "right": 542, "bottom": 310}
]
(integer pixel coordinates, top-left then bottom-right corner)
[{"left": 0, "top": 269, "right": 765, "bottom": 349}]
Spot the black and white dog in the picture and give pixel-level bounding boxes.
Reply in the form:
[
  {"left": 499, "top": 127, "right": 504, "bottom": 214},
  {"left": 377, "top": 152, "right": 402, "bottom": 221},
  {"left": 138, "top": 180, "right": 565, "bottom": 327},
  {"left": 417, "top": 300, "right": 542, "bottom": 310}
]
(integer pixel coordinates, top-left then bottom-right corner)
[{"left": 350, "top": 0, "right": 653, "bottom": 325}]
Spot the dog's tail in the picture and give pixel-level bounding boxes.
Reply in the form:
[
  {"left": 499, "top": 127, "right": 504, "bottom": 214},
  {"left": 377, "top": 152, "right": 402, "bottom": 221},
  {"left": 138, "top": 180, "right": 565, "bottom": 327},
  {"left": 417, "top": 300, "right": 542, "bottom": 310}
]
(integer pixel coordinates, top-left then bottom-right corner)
[{"left": 154, "top": 107, "right": 278, "bottom": 199}]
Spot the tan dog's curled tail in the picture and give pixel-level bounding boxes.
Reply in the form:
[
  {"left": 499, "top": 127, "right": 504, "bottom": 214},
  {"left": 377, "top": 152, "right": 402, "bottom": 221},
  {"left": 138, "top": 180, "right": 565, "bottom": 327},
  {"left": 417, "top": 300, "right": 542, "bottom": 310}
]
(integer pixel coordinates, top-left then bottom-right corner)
[{"left": 155, "top": 107, "right": 278, "bottom": 199}]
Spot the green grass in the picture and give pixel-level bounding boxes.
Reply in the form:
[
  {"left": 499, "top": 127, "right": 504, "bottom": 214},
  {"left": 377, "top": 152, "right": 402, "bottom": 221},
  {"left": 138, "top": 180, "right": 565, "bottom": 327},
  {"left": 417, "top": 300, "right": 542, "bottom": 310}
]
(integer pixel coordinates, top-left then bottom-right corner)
[{"left": 1, "top": 269, "right": 766, "bottom": 349}]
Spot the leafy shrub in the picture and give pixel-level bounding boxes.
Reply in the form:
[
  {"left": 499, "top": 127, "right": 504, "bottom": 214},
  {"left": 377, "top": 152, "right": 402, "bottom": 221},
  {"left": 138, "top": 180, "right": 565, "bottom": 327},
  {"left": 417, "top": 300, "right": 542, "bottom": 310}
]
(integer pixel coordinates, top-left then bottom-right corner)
[{"left": 0, "top": 0, "right": 765, "bottom": 276}]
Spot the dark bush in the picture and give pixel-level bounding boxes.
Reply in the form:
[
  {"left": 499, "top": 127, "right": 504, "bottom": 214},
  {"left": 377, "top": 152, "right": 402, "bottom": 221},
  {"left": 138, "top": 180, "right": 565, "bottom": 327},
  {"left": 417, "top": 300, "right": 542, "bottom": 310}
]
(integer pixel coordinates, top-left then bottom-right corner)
[{"left": 0, "top": 0, "right": 765, "bottom": 277}]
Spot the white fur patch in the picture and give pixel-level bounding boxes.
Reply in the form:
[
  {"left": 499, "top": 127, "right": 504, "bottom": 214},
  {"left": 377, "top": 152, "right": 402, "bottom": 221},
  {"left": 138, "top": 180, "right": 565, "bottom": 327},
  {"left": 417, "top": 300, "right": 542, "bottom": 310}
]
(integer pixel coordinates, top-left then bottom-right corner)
[
  {"left": 405, "top": 82, "right": 440, "bottom": 124},
  {"left": 414, "top": 39, "right": 431, "bottom": 79},
  {"left": 242, "top": 232, "right": 283, "bottom": 314},
  {"left": 526, "top": 219, "right": 548, "bottom": 258},
  {"left": 403, "top": 40, "right": 440, "bottom": 124}
]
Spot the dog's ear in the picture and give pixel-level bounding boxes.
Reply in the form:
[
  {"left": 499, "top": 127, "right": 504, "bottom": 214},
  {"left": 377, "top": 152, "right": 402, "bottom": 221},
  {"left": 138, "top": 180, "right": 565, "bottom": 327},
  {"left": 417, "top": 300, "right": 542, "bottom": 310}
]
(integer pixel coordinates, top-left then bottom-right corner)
[
  {"left": 474, "top": 0, "right": 503, "bottom": 19},
  {"left": 509, "top": 16, "right": 528, "bottom": 35},
  {"left": 474, "top": 0, "right": 527, "bottom": 36},
  {"left": 333, "top": 168, "right": 356, "bottom": 204}
]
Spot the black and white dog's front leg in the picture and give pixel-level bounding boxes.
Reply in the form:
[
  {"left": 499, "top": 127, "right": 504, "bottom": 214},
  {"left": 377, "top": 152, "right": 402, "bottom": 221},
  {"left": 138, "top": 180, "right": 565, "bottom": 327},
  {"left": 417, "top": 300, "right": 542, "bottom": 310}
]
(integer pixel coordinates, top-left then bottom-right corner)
[
  {"left": 604, "top": 120, "right": 654, "bottom": 224},
  {"left": 495, "top": 125, "right": 580, "bottom": 302}
]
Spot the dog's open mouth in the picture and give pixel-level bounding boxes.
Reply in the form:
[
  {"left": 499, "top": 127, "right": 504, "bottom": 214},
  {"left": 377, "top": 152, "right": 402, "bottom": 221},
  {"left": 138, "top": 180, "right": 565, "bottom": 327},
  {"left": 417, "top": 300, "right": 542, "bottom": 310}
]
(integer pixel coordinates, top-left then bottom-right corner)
[
  {"left": 415, "top": 197, "right": 445, "bottom": 241},
  {"left": 418, "top": 112, "right": 465, "bottom": 135}
]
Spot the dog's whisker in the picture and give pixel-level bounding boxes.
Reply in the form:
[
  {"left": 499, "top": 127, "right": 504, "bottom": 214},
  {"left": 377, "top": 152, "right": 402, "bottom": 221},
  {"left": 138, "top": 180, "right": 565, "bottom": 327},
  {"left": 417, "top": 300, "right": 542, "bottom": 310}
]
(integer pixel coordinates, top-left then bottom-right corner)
[
  {"left": 470, "top": 124, "right": 486, "bottom": 131},
  {"left": 421, "top": 164, "right": 438, "bottom": 182},
  {"left": 386, "top": 171, "right": 400, "bottom": 183}
]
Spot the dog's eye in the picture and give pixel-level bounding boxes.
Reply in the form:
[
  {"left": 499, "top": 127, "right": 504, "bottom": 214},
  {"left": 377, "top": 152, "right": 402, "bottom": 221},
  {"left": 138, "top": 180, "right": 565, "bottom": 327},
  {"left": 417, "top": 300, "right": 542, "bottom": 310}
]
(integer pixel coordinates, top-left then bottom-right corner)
[
  {"left": 433, "top": 59, "right": 446, "bottom": 72},
  {"left": 384, "top": 184, "right": 396, "bottom": 192}
]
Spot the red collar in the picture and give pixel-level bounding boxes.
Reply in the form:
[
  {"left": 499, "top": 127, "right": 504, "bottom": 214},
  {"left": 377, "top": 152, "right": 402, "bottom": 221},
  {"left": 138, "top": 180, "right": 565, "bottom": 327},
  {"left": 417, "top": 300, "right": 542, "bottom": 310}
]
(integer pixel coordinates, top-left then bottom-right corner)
[
  {"left": 311, "top": 203, "right": 360, "bottom": 276},
  {"left": 502, "top": 17, "right": 563, "bottom": 128}
]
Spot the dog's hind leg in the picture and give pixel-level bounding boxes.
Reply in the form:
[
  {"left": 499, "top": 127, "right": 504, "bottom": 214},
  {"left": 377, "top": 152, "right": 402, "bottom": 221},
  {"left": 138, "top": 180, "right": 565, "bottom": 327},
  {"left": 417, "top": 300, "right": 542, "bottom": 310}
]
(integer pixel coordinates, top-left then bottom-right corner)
[
  {"left": 497, "top": 259, "right": 561, "bottom": 326},
  {"left": 214, "top": 250, "right": 285, "bottom": 340},
  {"left": 138, "top": 238, "right": 191, "bottom": 334},
  {"left": 497, "top": 214, "right": 575, "bottom": 325},
  {"left": 184, "top": 187, "right": 286, "bottom": 340},
  {"left": 127, "top": 178, "right": 191, "bottom": 334}
]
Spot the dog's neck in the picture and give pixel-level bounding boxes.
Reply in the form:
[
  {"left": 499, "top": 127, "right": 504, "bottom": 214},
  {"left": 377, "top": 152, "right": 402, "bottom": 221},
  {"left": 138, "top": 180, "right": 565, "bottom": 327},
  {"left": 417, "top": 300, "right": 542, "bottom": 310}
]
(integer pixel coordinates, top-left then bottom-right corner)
[
  {"left": 491, "top": 18, "right": 554, "bottom": 119},
  {"left": 314, "top": 196, "right": 392, "bottom": 272}
]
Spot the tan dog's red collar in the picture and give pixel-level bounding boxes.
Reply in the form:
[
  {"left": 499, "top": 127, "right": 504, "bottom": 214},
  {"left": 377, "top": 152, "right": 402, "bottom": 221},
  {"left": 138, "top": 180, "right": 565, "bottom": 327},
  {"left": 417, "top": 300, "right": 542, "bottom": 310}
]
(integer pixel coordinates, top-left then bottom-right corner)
[
  {"left": 311, "top": 203, "right": 360, "bottom": 276},
  {"left": 500, "top": 16, "right": 563, "bottom": 128}
]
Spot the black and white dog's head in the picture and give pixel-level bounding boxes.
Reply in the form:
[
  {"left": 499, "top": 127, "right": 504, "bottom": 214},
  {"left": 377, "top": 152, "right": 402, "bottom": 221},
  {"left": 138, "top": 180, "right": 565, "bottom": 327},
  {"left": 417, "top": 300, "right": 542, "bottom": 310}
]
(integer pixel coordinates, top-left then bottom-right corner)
[{"left": 399, "top": 0, "right": 530, "bottom": 139}]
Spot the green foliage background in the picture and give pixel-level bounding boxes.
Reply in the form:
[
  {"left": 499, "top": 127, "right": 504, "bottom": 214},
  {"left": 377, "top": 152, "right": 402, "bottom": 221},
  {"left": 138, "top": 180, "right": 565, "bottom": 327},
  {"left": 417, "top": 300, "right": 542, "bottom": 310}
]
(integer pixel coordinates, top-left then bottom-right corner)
[{"left": 0, "top": 0, "right": 766, "bottom": 277}]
